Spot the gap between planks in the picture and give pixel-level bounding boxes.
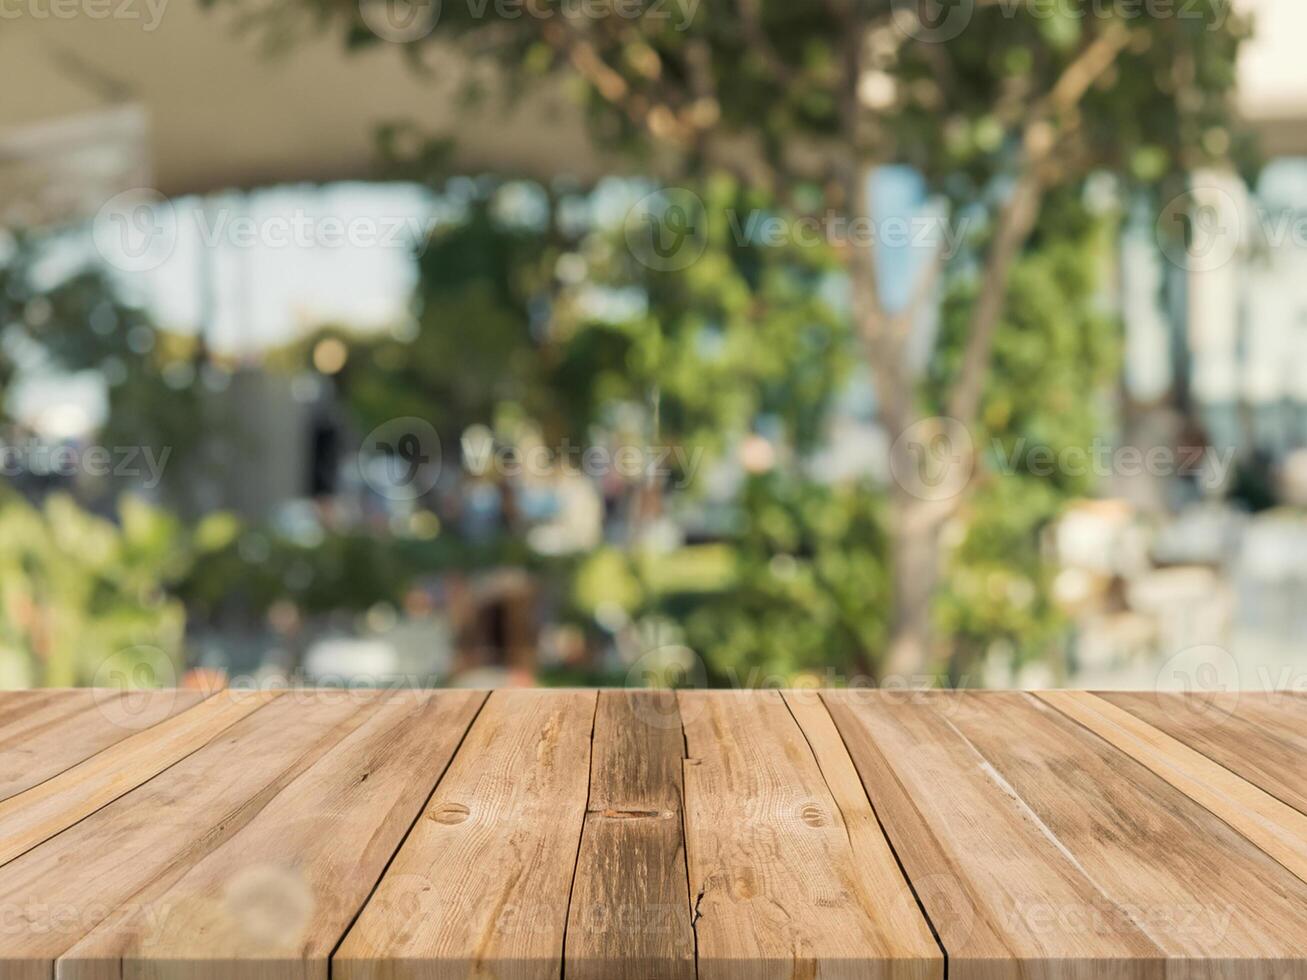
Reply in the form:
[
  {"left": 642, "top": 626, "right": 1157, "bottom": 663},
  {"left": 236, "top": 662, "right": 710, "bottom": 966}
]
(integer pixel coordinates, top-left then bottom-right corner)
[
  {"left": 0, "top": 688, "right": 281, "bottom": 868},
  {"left": 1035, "top": 690, "right": 1307, "bottom": 886}
]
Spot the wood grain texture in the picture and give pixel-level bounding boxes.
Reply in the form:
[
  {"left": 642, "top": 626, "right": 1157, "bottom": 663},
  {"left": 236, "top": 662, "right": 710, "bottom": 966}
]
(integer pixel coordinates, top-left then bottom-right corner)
[
  {"left": 564, "top": 690, "right": 695, "bottom": 980},
  {"left": 0, "top": 689, "right": 275, "bottom": 867},
  {"left": 1096, "top": 690, "right": 1307, "bottom": 816},
  {"left": 0, "top": 691, "right": 370, "bottom": 980},
  {"left": 680, "top": 690, "right": 940, "bottom": 980},
  {"left": 0, "top": 688, "right": 1302, "bottom": 980},
  {"left": 333, "top": 689, "right": 597, "bottom": 980},
  {"left": 0, "top": 689, "right": 206, "bottom": 802},
  {"left": 962, "top": 693, "right": 1307, "bottom": 977},
  {"left": 823, "top": 690, "right": 1162, "bottom": 980},
  {"left": 1037, "top": 690, "right": 1307, "bottom": 886},
  {"left": 780, "top": 691, "right": 943, "bottom": 977},
  {"left": 57, "top": 689, "right": 487, "bottom": 980}
]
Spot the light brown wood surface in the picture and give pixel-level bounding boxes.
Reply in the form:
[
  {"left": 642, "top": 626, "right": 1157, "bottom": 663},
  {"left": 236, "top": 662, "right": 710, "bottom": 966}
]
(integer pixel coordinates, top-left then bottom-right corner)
[
  {"left": 1097, "top": 690, "right": 1307, "bottom": 816},
  {"left": 823, "top": 689, "right": 1162, "bottom": 980},
  {"left": 333, "top": 689, "right": 598, "bottom": 980},
  {"left": 680, "top": 690, "right": 941, "bottom": 980},
  {"left": 0, "top": 691, "right": 350, "bottom": 980},
  {"left": 1036, "top": 690, "right": 1307, "bottom": 887},
  {"left": 564, "top": 690, "right": 695, "bottom": 980},
  {"left": 0, "top": 689, "right": 205, "bottom": 802},
  {"left": 58, "top": 689, "right": 486, "bottom": 980},
  {"left": 0, "top": 689, "right": 275, "bottom": 867},
  {"left": 0, "top": 688, "right": 1302, "bottom": 979},
  {"left": 969, "top": 694, "right": 1307, "bottom": 975}
]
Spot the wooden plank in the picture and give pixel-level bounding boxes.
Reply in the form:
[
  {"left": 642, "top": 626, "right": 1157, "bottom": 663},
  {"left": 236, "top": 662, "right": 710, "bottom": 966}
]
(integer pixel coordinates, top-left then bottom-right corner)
[
  {"left": 0, "top": 688, "right": 275, "bottom": 867},
  {"left": 0, "top": 690, "right": 81, "bottom": 742},
  {"left": 823, "top": 690, "right": 1163, "bottom": 980},
  {"left": 781, "top": 691, "right": 944, "bottom": 974},
  {"left": 1038, "top": 690, "right": 1307, "bottom": 885},
  {"left": 57, "top": 689, "right": 487, "bottom": 980},
  {"left": 564, "top": 690, "right": 695, "bottom": 980},
  {"left": 680, "top": 690, "right": 940, "bottom": 980},
  {"left": 0, "top": 687, "right": 1299, "bottom": 979},
  {"left": 0, "top": 689, "right": 206, "bottom": 802},
  {"left": 333, "top": 689, "right": 597, "bottom": 980},
  {"left": 1096, "top": 690, "right": 1307, "bottom": 816},
  {"left": 0, "top": 690, "right": 378, "bottom": 980},
  {"left": 951, "top": 693, "right": 1307, "bottom": 977}
]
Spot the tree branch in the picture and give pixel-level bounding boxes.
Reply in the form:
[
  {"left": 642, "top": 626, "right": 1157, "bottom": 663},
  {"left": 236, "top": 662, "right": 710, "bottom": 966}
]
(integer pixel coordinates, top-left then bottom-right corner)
[
  {"left": 944, "top": 22, "right": 1132, "bottom": 428},
  {"left": 944, "top": 169, "right": 1043, "bottom": 426},
  {"left": 735, "top": 0, "right": 795, "bottom": 84}
]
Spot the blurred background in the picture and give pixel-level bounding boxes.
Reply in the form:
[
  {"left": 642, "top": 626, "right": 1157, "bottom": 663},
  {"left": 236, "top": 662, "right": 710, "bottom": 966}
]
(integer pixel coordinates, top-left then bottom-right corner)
[{"left": 1, "top": 0, "right": 1304, "bottom": 693}]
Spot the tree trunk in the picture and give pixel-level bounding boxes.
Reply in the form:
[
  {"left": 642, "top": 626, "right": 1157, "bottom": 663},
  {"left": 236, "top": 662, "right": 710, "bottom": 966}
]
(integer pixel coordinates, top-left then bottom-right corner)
[{"left": 883, "top": 492, "right": 945, "bottom": 681}]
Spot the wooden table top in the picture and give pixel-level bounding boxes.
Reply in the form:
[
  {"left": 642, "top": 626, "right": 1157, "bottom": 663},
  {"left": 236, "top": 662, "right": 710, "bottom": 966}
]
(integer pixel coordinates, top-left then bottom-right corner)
[{"left": 0, "top": 688, "right": 1304, "bottom": 979}]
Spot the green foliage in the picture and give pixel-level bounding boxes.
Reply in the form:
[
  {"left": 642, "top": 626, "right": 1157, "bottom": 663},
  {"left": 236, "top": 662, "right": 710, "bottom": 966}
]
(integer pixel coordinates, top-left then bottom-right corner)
[
  {"left": 208, "top": 0, "right": 1249, "bottom": 203},
  {"left": 174, "top": 519, "right": 514, "bottom": 625},
  {"left": 5, "top": 0, "right": 1251, "bottom": 686},
  {"left": 196, "top": 0, "right": 1248, "bottom": 684},
  {"left": 930, "top": 191, "right": 1121, "bottom": 676},
  {"left": 681, "top": 475, "right": 890, "bottom": 684},
  {"left": 277, "top": 173, "right": 878, "bottom": 680},
  {"left": 0, "top": 233, "right": 205, "bottom": 500},
  {"left": 0, "top": 492, "right": 187, "bottom": 687},
  {"left": 280, "top": 175, "right": 849, "bottom": 468}
]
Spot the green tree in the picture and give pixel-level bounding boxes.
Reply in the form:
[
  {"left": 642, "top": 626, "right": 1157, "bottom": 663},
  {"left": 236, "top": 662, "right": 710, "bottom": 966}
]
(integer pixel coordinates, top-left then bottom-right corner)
[
  {"left": 207, "top": 0, "right": 1249, "bottom": 675},
  {"left": 682, "top": 474, "right": 890, "bottom": 683},
  {"left": 304, "top": 176, "right": 849, "bottom": 463},
  {"left": 0, "top": 492, "right": 188, "bottom": 687},
  {"left": 931, "top": 189, "right": 1120, "bottom": 683},
  {"left": 0, "top": 232, "right": 207, "bottom": 508}
]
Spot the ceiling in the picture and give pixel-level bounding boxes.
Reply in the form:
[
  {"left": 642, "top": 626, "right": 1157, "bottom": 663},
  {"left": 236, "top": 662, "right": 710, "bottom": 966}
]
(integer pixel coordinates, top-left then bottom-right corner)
[{"left": 0, "top": 1, "right": 609, "bottom": 219}]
